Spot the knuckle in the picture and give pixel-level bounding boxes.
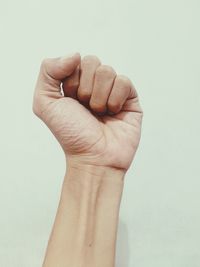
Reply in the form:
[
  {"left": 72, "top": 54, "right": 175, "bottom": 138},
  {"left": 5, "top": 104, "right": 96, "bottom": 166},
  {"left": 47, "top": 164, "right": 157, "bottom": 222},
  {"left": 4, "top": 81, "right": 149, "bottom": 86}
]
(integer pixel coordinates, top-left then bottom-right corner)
[
  {"left": 89, "top": 101, "right": 106, "bottom": 113},
  {"left": 96, "top": 65, "right": 116, "bottom": 77},
  {"left": 108, "top": 100, "right": 121, "bottom": 113},
  {"left": 116, "top": 75, "right": 132, "bottom": 87},
  {"left": 64, "top": 79, "right": 79, "bottom": 89},
  {"left": 40, "top": 58, "right": 53, "bottom": 76},
  {"left": 41, "top": 58, "right": 50, "bottom": 69},
  {"left": 77, "top": 89, "right": 91, "bottom": 102},
  {"left": 82, "top": 55, "right": 101, "bottom": 65}
]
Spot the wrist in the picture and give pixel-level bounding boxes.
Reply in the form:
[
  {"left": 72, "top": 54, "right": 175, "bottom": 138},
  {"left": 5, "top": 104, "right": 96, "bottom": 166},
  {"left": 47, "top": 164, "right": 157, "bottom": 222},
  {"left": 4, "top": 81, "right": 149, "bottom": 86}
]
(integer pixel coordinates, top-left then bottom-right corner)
[
  {"left": 63, "top": 159, "right": 125, "bottom": 214},
  {"left": 65, "top": 156, "right": 126, "bottom": 183}
]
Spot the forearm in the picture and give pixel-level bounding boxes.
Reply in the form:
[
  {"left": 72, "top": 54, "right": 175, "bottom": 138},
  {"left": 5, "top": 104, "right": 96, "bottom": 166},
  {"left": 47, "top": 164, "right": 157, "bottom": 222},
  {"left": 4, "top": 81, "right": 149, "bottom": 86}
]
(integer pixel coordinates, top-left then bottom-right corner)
[
  {"left": 33, "top": 53, "right": 142, "bottom": 267},
  {"left": 42, "top": 163, "right": 125, "bottom": 267}
]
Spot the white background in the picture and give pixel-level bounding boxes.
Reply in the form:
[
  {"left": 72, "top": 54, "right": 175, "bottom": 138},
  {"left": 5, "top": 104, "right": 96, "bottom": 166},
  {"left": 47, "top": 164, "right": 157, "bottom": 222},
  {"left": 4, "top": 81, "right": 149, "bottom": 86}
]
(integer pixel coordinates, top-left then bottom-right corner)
[{"left": 0, "top": 0, "right": 200, "bottom": 266}]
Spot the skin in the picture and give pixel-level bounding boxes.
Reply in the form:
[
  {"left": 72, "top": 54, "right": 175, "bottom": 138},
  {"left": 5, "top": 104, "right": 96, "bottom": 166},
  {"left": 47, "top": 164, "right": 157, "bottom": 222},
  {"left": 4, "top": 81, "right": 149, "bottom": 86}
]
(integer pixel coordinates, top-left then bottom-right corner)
[{"left": 33, "top": 53, "right": 143, "bottom": 267}]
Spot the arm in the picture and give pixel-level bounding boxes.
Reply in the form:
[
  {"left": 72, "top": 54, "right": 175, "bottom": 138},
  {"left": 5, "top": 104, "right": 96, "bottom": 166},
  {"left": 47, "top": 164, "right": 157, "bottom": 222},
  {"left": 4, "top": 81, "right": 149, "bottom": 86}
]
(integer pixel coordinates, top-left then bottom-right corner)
[
  {"left": 43, "top": 165, "right": 124, "bottom": 267},
  {"left": 33, "top": 53, "right": 143, "bottom": 267}
]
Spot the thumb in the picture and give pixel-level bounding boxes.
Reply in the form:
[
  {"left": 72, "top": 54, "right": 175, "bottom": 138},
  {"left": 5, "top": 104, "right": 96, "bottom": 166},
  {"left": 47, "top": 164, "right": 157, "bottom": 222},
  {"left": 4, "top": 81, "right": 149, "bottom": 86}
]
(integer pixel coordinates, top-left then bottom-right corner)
[
  {"left": 39, "top": 52, "right": 81, "bottom": 85},
  {"left": 33, "top": 53, "right": 80, "bottom": 117}
]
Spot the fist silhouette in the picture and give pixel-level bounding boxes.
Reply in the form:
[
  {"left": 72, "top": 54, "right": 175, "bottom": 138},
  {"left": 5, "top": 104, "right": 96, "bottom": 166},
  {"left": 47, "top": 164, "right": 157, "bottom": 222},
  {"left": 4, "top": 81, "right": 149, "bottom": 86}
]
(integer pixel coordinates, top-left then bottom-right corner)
[{"left": 33, "top": 53, "right": 143, "bottom": 171}]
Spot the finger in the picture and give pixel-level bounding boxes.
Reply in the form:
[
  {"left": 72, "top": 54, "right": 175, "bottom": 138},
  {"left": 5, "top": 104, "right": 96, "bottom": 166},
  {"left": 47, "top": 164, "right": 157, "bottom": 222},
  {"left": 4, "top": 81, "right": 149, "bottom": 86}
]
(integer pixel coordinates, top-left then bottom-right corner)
[
  {"left": 89, "top": 65, "right": 116, "bottom": 114},
  {"left": 121, "top": 81, "right": 143, "bottom": 114},
  {"left": 38, "top": 53, "right": 81, "bottom": 92},
  {"left": 107, "top": 75, "right": 131, "bottom": 114},
  {"left": 77, "top": 55, "right": 101, "bottom": 103},
  {"left": 62, "top": 66, "right": 80, "bottom": 99},
  {"left": 108, "top": 77, "right": 143, "bottom": 125}
]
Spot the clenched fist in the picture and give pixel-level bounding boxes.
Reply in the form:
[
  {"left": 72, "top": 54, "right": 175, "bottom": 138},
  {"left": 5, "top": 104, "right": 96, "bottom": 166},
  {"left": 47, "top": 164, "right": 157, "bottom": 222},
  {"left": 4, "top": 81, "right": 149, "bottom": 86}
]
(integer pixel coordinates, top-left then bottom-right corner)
[{"left": 33, "top": 53, "right": 143, "bottom": 171}]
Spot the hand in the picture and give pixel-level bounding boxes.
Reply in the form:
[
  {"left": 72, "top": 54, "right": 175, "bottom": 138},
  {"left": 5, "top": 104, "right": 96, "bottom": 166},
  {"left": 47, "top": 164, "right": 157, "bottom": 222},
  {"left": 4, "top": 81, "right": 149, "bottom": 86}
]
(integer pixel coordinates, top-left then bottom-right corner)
[{"left": 33, "top": 53, "right": 143, "bottom": 171}]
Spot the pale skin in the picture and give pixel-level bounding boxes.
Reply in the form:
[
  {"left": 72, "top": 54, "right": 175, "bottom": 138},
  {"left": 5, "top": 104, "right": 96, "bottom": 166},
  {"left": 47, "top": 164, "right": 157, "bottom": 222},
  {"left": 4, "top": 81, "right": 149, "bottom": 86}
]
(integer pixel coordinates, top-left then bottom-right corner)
[{"left": 32, "top": 53, "right": 143, "bottom": 267}]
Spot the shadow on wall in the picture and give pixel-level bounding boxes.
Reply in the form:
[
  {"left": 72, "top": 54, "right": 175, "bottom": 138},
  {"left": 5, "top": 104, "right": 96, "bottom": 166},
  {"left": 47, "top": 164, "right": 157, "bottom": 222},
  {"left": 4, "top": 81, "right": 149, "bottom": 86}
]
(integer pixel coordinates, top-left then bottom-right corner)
[{"left": 116, "top": 219, "right": 130, "bottom": 267}]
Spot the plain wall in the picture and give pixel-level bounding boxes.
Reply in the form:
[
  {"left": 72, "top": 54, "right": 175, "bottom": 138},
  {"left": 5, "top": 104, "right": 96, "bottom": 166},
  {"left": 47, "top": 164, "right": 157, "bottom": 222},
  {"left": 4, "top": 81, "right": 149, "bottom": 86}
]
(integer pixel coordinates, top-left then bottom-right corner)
[{"left": 0, "top": 0, "right": 199, "bottom": 266}]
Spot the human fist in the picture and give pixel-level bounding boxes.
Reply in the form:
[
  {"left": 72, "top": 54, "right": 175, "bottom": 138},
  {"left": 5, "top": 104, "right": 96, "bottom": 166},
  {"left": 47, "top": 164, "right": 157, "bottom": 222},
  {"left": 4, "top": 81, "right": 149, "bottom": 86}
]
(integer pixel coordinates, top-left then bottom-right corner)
[{"left": 33, "top": 53, "right": 143, "bottom": 171}]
